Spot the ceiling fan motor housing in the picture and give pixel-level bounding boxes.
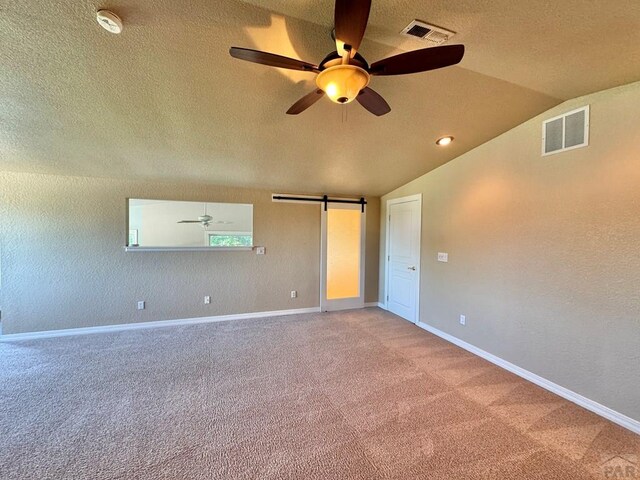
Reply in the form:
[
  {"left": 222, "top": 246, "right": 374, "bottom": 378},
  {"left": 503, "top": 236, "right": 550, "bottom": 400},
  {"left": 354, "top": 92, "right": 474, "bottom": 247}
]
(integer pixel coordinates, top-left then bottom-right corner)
[{"left": 319, "top": 51, "right": 369, "bottom": 71}]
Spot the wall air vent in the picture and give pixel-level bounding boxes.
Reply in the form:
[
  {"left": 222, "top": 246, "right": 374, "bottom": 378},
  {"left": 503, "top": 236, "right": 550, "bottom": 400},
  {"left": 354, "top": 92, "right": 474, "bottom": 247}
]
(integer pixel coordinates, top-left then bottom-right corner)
[
  {"left": 400, "top": 20, "right": 455, "bottom": 47},
  {"left": 542, "top": 105, "right": 590, "bottom": 156}
]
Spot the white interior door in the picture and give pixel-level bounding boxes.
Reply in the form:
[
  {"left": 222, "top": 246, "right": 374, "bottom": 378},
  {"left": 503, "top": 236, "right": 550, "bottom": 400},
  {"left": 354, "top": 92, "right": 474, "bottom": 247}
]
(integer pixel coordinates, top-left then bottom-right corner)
[
  {"left": 386, "top": 195, "right": 421, "bottom": 323},
  {"left": 321, "top": 203, "right": 366, "bottom": 311}
]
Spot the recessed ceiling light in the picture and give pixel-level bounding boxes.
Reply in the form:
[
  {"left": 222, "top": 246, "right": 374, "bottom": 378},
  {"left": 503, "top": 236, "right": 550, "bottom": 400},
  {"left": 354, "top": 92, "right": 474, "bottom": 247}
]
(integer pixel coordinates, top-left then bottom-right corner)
[
  {"left": 96, "top": 10, "right": 123, "bottom": 34},
  {"left": 436, "top": 136, "right": 454, "bottom": 146}
]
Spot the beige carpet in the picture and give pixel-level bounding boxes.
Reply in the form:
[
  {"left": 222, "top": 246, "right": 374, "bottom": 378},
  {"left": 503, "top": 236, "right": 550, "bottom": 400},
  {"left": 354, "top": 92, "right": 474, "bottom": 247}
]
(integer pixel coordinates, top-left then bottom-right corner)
[{"left": 1, "top": 308, "right": 638, "bottom": 479}]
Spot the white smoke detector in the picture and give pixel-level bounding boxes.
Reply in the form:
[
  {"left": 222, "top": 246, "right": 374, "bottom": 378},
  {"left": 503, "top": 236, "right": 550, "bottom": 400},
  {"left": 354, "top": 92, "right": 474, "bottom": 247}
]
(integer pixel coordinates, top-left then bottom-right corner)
[{"left": 96, "top": 10, "right": 123, "bottom": 34}]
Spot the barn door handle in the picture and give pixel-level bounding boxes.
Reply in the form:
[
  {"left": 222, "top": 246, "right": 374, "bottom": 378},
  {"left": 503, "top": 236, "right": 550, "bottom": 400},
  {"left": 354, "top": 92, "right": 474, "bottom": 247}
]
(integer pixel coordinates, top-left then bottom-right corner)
[{"left": 408, "top": 266, "right": 416, "bottom": 271}]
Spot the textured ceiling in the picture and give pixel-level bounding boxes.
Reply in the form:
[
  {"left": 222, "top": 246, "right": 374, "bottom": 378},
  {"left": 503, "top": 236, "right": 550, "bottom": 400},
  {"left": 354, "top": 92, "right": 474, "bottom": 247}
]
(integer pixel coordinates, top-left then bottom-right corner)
[{"left": 1, "top": 0, "right": 638, "bottom": 196}]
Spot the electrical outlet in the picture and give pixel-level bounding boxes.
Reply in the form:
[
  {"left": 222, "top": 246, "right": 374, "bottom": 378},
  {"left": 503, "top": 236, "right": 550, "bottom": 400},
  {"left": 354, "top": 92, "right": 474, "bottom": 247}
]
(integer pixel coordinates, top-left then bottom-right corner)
[
  {"left": 137, "top": 301, "right": 145, "bottom": 310},
  {"left": 204, "top": 296, "right": 211, "bottom": 304},
  {"left": 255, "top": 246, "right": 265, "bottom": 255},
  {"left": 459, "top": 314, "right": 466, "bottom": 326},
  {"left": 290, "top": 290, "right": 297, "bottom": 298},
  {"left": 437, "top": 252, "right": 449, "bottom": 262}
]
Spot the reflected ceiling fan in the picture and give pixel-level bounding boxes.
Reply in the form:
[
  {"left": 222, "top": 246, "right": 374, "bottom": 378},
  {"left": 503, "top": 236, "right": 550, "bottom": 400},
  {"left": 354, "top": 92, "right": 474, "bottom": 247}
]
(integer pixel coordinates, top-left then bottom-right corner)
[
  {"left": 177, "top": 204, "right": 232, "bottom": 228},
  {"left": 229, "top": 0, "right": 464, "bottom": 116}
]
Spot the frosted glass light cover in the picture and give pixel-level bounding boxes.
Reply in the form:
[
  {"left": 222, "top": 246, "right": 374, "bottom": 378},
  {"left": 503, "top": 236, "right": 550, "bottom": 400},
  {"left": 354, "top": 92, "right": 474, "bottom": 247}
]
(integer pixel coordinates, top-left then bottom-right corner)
[{"left": 316, "top": 65, "right": 370, "bottom": 104}]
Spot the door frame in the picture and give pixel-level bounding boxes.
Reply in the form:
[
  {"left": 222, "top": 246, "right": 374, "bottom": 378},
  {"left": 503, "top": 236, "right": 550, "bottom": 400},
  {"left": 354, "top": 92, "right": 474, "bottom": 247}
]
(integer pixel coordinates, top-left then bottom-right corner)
[
  {"left": 320, "top": 203, "right": 366, "bottom": 312},
  {"left": 384, "top": 194, "right": 422, "bottom": 323}
]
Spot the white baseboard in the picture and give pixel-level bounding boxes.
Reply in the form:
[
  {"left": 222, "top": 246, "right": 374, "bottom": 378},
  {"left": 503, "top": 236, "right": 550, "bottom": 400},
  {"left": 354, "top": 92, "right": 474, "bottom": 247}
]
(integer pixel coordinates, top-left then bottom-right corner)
[
  {"left": 1, "top": 303, "right": 390, "bottom": 341},
  {"left": 1, "top": 307, "right": 321, "bottom": 342},
  {"left": 364, "top": 302, "right": 386, "bottom": 308},
  {"left": 365, "top": 302, "right": 385, "bottom": 308},
  {"left": 416, "top": 321, "right": 640, "bottom": 436}
]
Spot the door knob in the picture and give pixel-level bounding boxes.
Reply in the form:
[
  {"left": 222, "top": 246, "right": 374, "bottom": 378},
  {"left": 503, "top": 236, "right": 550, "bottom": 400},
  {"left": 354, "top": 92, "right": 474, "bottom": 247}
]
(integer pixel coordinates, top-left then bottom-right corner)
[{"left": 408, "top": 266, "right": 416, "bottom": 271}]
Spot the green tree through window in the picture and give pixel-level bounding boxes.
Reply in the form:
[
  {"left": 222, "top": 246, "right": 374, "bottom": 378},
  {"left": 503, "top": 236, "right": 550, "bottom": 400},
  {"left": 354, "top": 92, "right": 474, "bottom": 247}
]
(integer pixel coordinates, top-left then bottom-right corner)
[{"left": 209, "top": 235, "right": 253, "bottom": 247}]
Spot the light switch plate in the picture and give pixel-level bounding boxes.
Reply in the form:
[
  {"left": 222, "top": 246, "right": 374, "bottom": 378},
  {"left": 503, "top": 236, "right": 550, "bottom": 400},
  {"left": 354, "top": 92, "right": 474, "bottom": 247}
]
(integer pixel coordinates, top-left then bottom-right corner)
[
  {"left": 255, "top": 246, "right": 266, "bottom": 255},
  {"left": 437, "top": 252, "right": 449, "bottom": 262}
]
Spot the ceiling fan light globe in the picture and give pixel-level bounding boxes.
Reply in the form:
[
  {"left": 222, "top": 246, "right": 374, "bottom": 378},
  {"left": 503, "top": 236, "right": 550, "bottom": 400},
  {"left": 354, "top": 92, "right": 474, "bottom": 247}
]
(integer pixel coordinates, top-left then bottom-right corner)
[
  {"left": 325, "top": 83, "right": 338, "bottom": 99},
  {"left": 316, "top": 65, "right": 370, "bottom": 104}
]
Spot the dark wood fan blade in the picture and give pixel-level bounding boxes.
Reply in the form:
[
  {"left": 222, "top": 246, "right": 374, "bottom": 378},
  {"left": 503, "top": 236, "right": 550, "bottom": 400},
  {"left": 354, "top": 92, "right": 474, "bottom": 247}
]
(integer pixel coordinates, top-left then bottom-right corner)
[
  {"left": 356, "top": 87, "right": 391, "bottom": 116},
  {"left": 370, "top": 45, "right": 465, "bottom": 76},
  {"left": 334, "top": 0, "right": 371, "bottom": 54},
  {"left": 229, "top": 47, "right": 318, "bottom": 72},
  {"left": 177, "top": 220, "right": 202, "bottom": 223},
  {"left": 286, "top": 89, "right": 325, "bottom": 115}
]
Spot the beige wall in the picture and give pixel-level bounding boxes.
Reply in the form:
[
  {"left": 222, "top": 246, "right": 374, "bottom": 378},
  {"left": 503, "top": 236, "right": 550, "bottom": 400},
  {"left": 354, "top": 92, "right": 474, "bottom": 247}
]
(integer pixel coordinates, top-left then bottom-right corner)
[
  {"left": 380, "top": 81, "right": 640, "bottom": 421},
  {"left": 0, "top": 172, "right": 379, "bottom": 334}
]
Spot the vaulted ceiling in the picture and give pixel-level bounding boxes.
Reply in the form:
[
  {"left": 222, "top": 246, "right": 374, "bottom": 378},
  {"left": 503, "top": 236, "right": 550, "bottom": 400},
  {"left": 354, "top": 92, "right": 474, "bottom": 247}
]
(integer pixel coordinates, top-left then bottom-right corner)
[{"left": 1, "top": 0, "right": 638, "bottom": 195}]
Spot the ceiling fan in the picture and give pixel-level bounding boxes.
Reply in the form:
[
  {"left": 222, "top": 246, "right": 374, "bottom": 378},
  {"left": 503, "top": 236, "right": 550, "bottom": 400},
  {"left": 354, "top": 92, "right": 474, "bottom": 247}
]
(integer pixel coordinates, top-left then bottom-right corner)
[
  {"left": 177, "top": 204, "right": 232, "bottom": 228},
  {"left": 229, "top": 0, "right": 464, "bottom": 116}
]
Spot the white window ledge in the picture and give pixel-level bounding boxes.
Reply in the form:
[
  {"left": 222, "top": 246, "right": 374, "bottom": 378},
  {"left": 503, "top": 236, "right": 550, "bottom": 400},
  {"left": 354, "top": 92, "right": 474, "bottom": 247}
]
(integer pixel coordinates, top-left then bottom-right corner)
[{"left": 124, "top": 246, "right": 254, "bottom": 252}]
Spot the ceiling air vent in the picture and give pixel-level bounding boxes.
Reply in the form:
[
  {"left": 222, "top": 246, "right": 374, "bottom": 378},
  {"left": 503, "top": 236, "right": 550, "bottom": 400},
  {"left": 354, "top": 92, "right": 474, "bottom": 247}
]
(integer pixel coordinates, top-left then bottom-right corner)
[
  {"left": 542, "top": 105, "right": 590, "bottom": 156},
  {"left": 401, "top": 20, "right": 456, "bottom": 47}
]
